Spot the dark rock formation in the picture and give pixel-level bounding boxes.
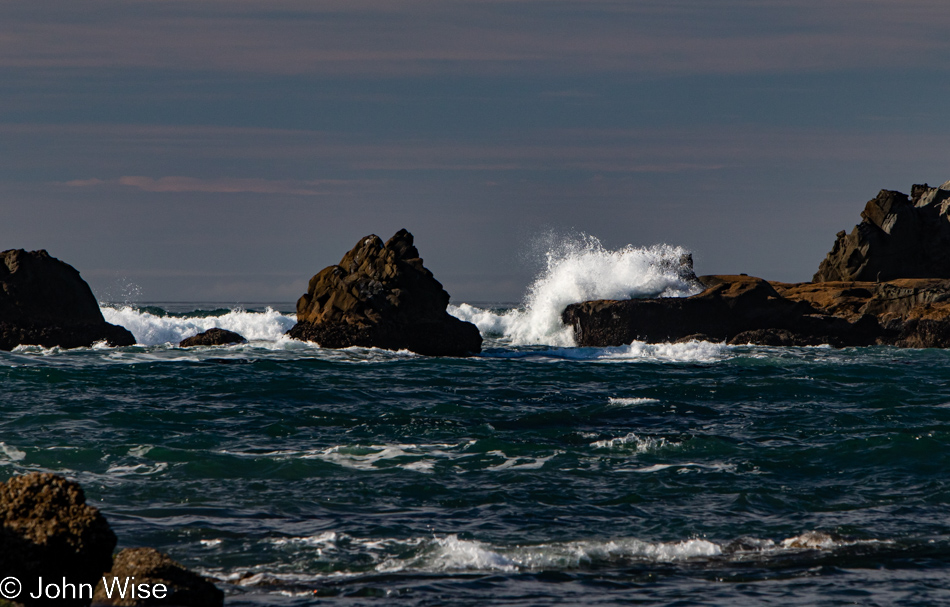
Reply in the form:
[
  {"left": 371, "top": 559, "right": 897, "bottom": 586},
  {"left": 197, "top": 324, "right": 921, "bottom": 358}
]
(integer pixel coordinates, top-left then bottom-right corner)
[
  {"left": 0, "top": 472, "right": 117, "bottom": 606},
  {"left": 0, "top": 249, "right": 135, "bottom": 350},
  {"left": 94, "top": 548, "right": 224, "bottom": 606},
  {"left": 179, "top": 328, "right": 247, "bottom": 348},
  {"left": 563, "top": 275, "right": 882, "bottom": 348},
  {"left": 563, "top": 275, "right": 950, "bottom": 349},
  {"left": 288, "top": 229, "right": 482, "bottom": 356},
  {"left": 814, "top": 180, "right": 950, "bottom": 282}
]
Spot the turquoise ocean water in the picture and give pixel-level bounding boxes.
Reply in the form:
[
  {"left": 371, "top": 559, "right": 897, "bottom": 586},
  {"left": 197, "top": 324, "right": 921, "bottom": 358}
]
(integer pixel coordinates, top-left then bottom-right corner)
[{"left": 2, "top": 243, "right": 950, "bottom": 605}]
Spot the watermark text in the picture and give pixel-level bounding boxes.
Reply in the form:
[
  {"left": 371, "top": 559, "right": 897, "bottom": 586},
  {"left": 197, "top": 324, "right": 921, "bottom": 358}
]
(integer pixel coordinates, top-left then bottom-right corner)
[{"left": 0, "top": 576, "right": 167, "bottom": 601}]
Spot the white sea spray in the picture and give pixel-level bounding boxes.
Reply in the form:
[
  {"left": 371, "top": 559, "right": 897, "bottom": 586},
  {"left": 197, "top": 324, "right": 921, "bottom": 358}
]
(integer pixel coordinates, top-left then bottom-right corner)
[
  {"left": 450, "top": 234, "right": 702, "bottom": 346},
  {"left": 101, "top": 305, "right": 296, "bottom": 346}
]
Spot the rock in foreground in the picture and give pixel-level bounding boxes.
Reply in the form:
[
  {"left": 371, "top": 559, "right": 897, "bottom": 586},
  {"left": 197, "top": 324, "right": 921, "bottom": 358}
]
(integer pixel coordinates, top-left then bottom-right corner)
[
  {"left": 288, "top": 230, "right": 481, "bottom": 356},
  {"left": 814, "top": 180, "right": 950, "bottom": 282},
  {"left": 179, "top": 328, "right": 247, "bottom": 348},
  {"left": 563, "top": 274, "right": 950, "bottom": 348},
  {"left": 0, "top": 249, "right": 135, "bottom": 350},
  {"left": 0, "top": 472, "right": 117, "bottom": 606},
  {"left": 94, "top": 548, "right": 223, "bottom": 606}
]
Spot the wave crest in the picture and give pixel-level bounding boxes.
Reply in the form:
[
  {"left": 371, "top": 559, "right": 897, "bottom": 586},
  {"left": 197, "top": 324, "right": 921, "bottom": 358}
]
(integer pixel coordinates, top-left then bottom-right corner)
[{"left": 451, "top": 234, "right": 701, "bottom": 346}]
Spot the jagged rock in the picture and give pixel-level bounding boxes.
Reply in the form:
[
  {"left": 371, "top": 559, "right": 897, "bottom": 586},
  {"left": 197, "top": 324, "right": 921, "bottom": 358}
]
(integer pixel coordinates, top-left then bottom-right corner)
[
  {"left": 93, "top": 548, "right": 223, "bottom": 607},
  {"left": 0, "top": 472, "right": 117, "bottom": 606},
  {"left": 288, "top": 230, "right": 481, "bottom": 356},
  {"left": 179, "top": 328, "right": 247, "bottom": 348},
  {"left": 0, "top": 249, "right": 135, "bottom": 350},
  {"left": 814, "top": 180, "right": 950, "bottom": 282}
]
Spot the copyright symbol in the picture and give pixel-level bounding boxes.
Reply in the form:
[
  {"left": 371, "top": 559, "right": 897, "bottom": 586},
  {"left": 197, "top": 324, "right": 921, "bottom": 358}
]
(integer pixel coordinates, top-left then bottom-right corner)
[{"left": 0, "top": 576, "right": 20, "bottom": 599}]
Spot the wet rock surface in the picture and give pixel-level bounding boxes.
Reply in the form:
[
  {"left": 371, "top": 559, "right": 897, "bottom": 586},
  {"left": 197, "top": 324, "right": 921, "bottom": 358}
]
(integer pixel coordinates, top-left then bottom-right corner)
[
  {"left": 0, "top": 249, "right": 134, "bottom": 350},
  {"left": 288, "top": 229, "right": 481, "bottom": 356},
  {"left": 178, "top": 328, "right": 247, "bottom": 348}
]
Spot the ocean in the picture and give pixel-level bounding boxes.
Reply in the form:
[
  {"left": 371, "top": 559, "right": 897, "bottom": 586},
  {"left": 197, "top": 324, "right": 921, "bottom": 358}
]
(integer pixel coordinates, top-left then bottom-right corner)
[{"left": 2, "top": 239, "right": 949, "bottom": 606}]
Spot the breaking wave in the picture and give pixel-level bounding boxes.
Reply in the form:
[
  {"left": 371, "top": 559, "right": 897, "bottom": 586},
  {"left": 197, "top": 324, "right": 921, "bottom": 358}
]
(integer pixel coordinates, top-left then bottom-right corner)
[
  {"left": 450, "top": 234, "right": 702, "bottom": 346},
  {"left": 100, "top": 305, "right": 296, "bottom": 346},
  {"left": 212, "top": 530, "right": 892, "bottom": 585}
]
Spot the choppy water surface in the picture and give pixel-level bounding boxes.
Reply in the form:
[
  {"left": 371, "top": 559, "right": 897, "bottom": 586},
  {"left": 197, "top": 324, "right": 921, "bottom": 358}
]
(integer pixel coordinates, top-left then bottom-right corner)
[
  {"left": 3, "top": 317, "right": 950, "bottom": 606},
  {"left": 2, "top": 240, "right": 950, "bottom": 605}
]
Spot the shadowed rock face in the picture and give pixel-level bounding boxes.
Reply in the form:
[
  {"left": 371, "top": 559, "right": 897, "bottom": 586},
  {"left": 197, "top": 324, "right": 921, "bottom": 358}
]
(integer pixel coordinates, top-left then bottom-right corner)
[
  {"left": 563, "top": 275, "right": 950, "bottom": 349},
  {"left": 814, "top": 180, "right": 950, "bottom": 282},
  {"left": 179, "top": 328, "right": 247, "bottom": 348},
  {"left": 0, "top": 249, "right": 135, "bottom": 350},
  {"left": 288, "top": 230, "right": 481, "bottom": 356},
  {"left": 94, "top": 548, "right": 224, "bottom": 606},
  {"left": 0, "top": 472, "right": 117, "bottom": 606},
  {"left": 563, "top": 275, "right": 876, "bottom": 348}
]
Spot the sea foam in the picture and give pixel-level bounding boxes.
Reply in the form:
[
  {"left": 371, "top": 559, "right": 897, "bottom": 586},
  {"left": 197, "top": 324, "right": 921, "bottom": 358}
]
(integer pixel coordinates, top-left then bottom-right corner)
[
  {"left": 450, "top": 234, "right": 701, "bottom": 346},
  {"left": 101, "top": 305, "right": 296, "bottom": 346}
]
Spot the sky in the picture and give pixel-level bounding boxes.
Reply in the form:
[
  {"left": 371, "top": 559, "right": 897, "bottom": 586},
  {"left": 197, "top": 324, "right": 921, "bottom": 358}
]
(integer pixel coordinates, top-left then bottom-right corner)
[{"left": 2, "top": 0, "right": 949, "bottom": 304}]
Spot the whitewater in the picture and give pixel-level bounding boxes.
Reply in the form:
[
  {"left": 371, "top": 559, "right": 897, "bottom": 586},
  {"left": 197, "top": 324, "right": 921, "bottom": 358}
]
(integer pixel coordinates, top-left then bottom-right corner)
[
  {"left": 4, "top": 234, "right": 950, "bottom": 606},
  {"left": 100, "top": 234, "right": 704, "bottom": 352}
]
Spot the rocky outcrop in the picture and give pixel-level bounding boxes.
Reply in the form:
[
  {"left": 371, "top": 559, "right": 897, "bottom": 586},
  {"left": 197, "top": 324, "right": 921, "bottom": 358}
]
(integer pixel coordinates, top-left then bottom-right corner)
[
  {"left": 563, "top": 274, "right": 950, "bottom": 349},
  {"left": 563, "top": 275, "right": 881, "bottom": 348},
  {"left": 0, "top": 473, "right": 117, "bottom": 606},
  {"left": 179, "top": 328, "right": 247, "bottom": 348},
  {"left": 288, "top": 229, "right": 481, "bottom": 356},
  {"left": 775, "top": 278, "right": 950, "bottom": 348},
  {"left": 814, "top": 181, "right": 950, "bottom": 282},
  {"left": 0, "top": 249, "right": 135, "bottom": 350},
  {"left": 0, "top": 473, "right": 224, "bottom": 607},
  {"left": 94, "top": 548, "right": 224, "bottom": 606}
]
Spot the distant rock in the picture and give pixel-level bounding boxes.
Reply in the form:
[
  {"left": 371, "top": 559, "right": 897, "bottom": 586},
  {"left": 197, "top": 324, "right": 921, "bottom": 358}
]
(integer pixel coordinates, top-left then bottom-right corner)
[
  {"left": 563, "top": 274, "right": 950, "bottom": 349},
  {"left": 179, "top": 328, "right": 247, "bottom": 347},
  {"left": 563, "top": 275, "right": 879, "bottom": 348},
  {"left": 288, "top": 229, "right": 482, "bottom": 356},
  {"left": 814, "top": 180, "right": 950, "bottom": 282},
  {"left": 0, "top": 249, "right": 135, "bottom": 350},
  {"left": 0, "top": 472, "right": 117, "bottom": 606},
  {"left": 94, "top": 548, "right": 224, "bottom": 606}
]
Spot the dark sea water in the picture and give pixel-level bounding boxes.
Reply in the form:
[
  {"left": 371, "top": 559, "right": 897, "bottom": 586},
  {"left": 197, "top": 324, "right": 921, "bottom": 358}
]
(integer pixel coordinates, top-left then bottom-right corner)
[{"left": 2, "top": 298, "right": 950, "bottom": 606}]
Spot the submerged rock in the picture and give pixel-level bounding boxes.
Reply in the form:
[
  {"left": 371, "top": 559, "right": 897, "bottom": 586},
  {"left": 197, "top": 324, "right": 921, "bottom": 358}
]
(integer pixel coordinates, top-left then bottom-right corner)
[
  {"left": 94, "top": 548, "right": 224, "bottom": 606},
  {"left": 288, "top": 229, "right": 482, "bottom": 356},
  {"left": 814, "top": 180, "right": 950, "bottom": 282},
  {"left": 0, "top": 249, "right": 134, "bottom": 350},
  {"left": 179, "top": 328, "right": 247, "bottom": 348},
  {"left": 0, "top": 472, "right": 117, "bottom": 606}
]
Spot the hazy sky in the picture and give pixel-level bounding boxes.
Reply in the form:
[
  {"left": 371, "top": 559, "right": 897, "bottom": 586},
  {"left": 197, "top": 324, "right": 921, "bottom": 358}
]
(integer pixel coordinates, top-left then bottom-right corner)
[{"left": 2, "top": 0, "right": 949, "bottom": 303}]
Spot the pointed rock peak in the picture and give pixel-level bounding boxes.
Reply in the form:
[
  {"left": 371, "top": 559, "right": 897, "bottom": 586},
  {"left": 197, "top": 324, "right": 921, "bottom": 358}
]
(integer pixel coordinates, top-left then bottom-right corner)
[
  {"left": 385, "top": 229, "right": 419, "bottom": 260},
  {"left": 290, "top": 229, "right": 481, "bottom": 356}
]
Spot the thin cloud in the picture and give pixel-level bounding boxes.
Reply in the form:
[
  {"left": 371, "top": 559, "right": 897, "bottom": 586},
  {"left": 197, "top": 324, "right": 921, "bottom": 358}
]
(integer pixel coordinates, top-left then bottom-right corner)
[
  {"left": 0, "top": 0, "right": 947, "bottom": 76},
  {"left": 29, "top": 121, "right": 950, "bottom": 180},
  {"left": 67, "top": 176, "right": 347, "bottom": 195}
]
